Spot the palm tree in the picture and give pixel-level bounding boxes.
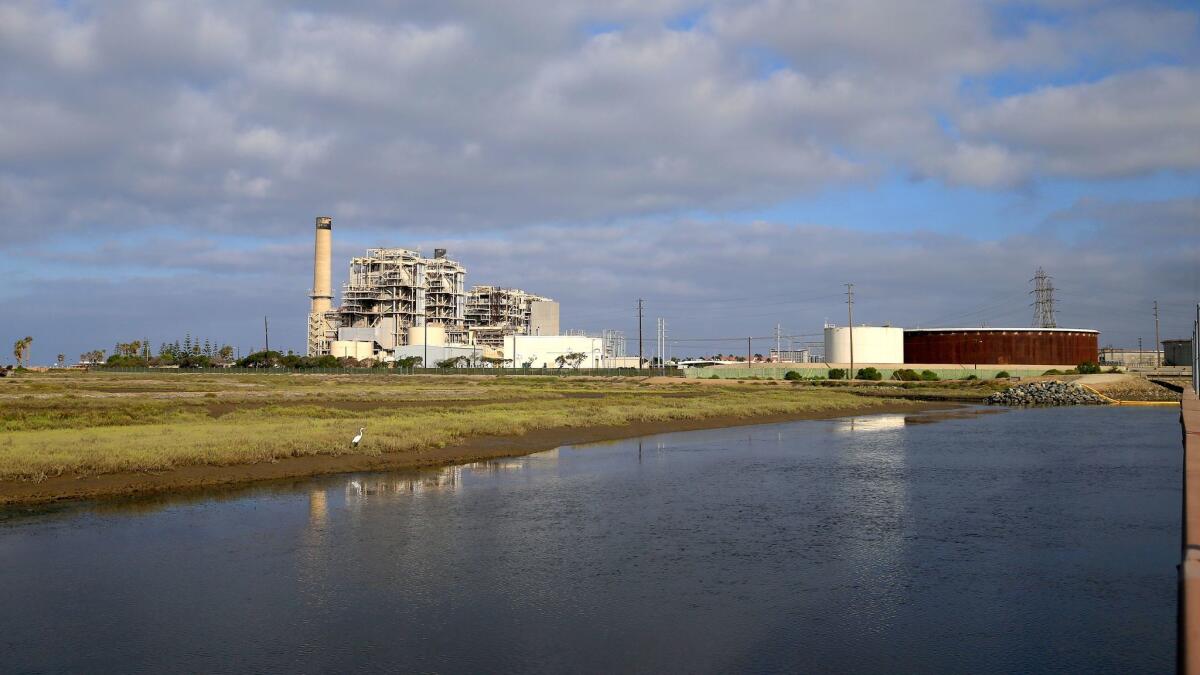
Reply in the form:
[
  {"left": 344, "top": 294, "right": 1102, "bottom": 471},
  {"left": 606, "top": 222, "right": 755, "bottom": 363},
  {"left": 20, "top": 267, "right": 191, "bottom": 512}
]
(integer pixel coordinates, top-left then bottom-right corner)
[{"left": 15, "top": 336, "right": 32, "bottom": 367}]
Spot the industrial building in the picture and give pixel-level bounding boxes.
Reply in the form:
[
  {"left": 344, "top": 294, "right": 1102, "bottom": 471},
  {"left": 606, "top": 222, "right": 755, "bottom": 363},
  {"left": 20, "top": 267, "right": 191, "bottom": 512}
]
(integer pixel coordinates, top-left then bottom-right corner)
[
  {"left": 336, "top": 247, "right": 467, "bottom": 350},
  {"left": 303, "top": 217, "right": 638, "bottom": 368},
  {"left": 823, "top": 325, "right": 905, "bottom": 364},
  {"left": 305, "top": 217, "right": 558, "bottom": 361},
  {"left": 504, "top": 335, "right": 604, "bottom": 369},
  {"left": 465, "top": 286, "right": 559, "bottom": 348},
  {"left": 903, "top": 328, "right": 1099, "bottom": 365},
  {"left": 1099, "top": 347, "right": 1162, "bottom": 368},
  {"left": 1164, "top": 339, "right": 1194, "bottom": 367}
]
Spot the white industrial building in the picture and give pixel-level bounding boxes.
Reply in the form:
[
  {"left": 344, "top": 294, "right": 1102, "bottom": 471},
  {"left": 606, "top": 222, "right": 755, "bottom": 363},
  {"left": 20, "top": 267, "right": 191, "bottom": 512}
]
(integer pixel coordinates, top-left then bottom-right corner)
[
  {"left": 503, "top": 335, "right": 607, "bottom": 369},
  {"left": 823, "top": 325, "right": 905, "bottom": 364}
]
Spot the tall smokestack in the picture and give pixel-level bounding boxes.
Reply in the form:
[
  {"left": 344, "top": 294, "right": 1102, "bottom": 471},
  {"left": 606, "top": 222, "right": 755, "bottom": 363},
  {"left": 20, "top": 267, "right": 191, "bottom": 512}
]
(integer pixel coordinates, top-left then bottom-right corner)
[{"left": 311, "top": 216, "right": 332, "bottom": 314}]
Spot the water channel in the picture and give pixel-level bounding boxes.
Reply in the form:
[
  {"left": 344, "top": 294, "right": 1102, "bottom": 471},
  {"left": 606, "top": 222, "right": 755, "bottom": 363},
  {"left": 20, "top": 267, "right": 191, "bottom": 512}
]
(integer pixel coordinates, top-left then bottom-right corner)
[{"left": 0, "top": 406, "right": 1180, "bottom": 673}]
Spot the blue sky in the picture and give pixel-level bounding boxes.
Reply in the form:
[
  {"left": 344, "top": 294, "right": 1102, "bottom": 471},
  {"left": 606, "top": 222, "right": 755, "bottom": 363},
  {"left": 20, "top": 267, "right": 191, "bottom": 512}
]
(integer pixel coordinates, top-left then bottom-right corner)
[{"left": 1, "top": 0, "right": 1197, "bottom": 362}]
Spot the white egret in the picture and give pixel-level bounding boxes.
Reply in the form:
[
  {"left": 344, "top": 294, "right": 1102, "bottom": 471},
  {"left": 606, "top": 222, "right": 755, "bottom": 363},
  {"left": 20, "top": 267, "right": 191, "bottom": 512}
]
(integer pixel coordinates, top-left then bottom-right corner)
[{"left": 351, "top": 427, "right": 365, "bottom": 448}]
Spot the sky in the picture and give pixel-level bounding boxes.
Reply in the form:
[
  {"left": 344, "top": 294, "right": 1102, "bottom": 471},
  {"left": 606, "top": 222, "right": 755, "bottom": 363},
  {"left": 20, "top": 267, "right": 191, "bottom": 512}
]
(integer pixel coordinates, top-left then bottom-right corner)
[{"left": 1, "top": 0, "right": 1198, "bottom": 363}]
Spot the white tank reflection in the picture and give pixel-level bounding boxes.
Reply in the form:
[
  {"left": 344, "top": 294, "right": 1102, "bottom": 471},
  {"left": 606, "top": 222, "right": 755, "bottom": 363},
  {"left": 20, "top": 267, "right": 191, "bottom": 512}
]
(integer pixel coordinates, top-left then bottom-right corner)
[
  {"left": 833, "top": 414, "right": 907, "bottom": 432},
  {"left": 309, "top": 489, "right": 328, "bottom": 527},
  {"left": 344, "top": 459, "right": 532, "bottom": 499}
]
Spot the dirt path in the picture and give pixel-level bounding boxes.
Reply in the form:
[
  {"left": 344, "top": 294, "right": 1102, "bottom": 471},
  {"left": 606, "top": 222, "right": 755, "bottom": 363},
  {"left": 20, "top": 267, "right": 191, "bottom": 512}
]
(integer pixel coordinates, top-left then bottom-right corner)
[{"left": 0, "top": 400, "right": 948, "bottom": 507}]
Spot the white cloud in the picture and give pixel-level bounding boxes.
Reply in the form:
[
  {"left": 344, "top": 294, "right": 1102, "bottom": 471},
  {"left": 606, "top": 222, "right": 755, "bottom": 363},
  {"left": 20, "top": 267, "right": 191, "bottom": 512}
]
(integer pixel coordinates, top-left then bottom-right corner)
[{"left": 961, "top": 67, "right": 1200, "bottom": 178}]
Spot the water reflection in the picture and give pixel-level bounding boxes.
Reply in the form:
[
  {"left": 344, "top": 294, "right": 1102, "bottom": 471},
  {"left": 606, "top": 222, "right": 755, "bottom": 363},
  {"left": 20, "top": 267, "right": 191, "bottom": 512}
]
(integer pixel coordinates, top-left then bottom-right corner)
[
  {"left": 343, "top": 459, "right": 536, "bottom": 501},
  {"left": 308, "top": 489, "right": 328, "bottom": 528},
  {"left": 834, "top": 414, "right": 907, "bottom": 432},
  {"left": 0, "top": 408, "right": 1179, "bottom": 674}
]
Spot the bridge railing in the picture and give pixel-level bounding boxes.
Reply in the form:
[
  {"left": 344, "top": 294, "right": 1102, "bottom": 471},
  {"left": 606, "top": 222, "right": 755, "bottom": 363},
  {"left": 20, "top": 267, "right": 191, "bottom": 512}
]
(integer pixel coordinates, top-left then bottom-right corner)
[{"left": 1180, "top": 304, "right": 1200, "bottom": 674}]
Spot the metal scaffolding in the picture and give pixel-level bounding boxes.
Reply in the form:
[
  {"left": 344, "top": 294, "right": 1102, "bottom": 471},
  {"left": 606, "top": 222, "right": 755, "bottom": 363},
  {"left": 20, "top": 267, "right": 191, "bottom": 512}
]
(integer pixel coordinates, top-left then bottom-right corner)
[
  {"left": 464, "top": 285, "right": 554, "bottom": 348},
  {"left": 335, "top": 248, "right": 466, "bottom": 349}
]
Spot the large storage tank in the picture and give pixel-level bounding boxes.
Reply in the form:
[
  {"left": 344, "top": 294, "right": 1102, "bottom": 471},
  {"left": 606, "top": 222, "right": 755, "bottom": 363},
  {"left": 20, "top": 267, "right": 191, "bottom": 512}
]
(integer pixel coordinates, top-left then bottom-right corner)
[
  {"left": 903, "top": 328, "right": 1099, "bottom": 365},
  {"left": 407, "top": 324, "right": 447, "bottom": 346},
  {"left": 824, "top": 326, "right": 905, "bottom": 364}
]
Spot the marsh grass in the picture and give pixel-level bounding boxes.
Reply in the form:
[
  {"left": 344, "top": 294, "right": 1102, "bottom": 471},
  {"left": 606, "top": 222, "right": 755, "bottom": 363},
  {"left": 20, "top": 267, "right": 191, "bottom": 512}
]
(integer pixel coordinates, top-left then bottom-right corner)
[{"left": 0, "top": 372, "right": 904, "bottom": 481}]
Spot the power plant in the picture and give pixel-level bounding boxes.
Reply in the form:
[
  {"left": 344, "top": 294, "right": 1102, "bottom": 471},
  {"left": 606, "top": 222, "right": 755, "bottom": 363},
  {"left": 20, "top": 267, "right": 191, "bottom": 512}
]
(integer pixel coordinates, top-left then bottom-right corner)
[
  {"left": 306, "top": 217, "right": 1110, "bottom": 372},
  {"left": 305, "top": 217, "right": 633, "bottom": 366}
]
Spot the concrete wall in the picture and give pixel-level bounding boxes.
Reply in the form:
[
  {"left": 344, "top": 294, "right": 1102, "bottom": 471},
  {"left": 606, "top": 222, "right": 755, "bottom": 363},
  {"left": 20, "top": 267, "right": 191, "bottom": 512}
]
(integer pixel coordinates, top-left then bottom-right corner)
[
  {"left": 504, "top": 335, "right": 604, "bottom": 369},
  {"left": 529, "top": 301, "right": 560, "bottom": 336},
  {"left": 824, "top": 326, "right": 905, "bottom": 364}
]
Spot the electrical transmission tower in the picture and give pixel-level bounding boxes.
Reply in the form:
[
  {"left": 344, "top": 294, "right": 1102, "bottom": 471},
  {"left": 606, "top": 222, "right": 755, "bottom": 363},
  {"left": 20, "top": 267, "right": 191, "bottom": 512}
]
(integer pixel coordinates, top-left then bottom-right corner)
[{"left": 1030, "top": 268, "right": 1057, "bottom": 328}]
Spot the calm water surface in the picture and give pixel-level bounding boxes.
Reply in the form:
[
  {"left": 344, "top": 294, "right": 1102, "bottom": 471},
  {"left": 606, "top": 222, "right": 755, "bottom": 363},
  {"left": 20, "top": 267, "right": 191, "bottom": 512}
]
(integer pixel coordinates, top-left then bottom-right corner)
[{"left": 0, "top": 406, "right": 1180, "bottom": 673}]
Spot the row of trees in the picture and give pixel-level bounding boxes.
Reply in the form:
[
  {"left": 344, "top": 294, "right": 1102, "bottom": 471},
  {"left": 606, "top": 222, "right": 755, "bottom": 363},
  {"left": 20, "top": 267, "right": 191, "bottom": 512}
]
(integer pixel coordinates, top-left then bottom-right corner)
[{"left": 86, "top": 334, "right": 237, "bottom": 368}]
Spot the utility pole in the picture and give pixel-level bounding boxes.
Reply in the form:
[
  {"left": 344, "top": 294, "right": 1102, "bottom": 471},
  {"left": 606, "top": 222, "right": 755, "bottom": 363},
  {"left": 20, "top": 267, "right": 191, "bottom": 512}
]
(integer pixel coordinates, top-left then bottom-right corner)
[
  {"left": 845, "top": 283, "right": 855, "bottom": 380},
  {"left": 775, "top": 323, "right": 782, "bottom": 363},
  {"left": 657, "top": 318, "right": 667, "bottom": 375},
  {"left": 1154, "top": 300, "right": 1161, "bottom": 367},
  {"left": 264, "top": 316, "right": 270, "bottom": 354},
  {"left": 638, "top": 299, "right": 644, "bottom": 371},
  {"left": 747, "top": 336, "right": 752, "bottom": 368}
]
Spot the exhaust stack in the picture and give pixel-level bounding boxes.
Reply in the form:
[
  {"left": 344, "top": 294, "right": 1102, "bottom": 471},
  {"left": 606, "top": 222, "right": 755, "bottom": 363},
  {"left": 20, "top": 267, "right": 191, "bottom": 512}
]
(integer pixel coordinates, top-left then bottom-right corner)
[{"left": 311, "top": 216, "right": 333, "bottom": 314}]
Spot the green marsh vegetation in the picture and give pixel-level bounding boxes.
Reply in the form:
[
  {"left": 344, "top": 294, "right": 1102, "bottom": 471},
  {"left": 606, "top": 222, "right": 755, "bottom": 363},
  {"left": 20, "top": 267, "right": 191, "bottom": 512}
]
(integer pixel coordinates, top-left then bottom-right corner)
[{"left": 0, "top": 371, "right": 908, "bottom": 482}]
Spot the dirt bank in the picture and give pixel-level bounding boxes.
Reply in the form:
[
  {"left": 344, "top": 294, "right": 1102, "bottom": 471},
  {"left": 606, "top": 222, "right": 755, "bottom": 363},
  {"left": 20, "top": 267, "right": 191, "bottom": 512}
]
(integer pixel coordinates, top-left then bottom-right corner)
[{"left": 0, "top": 400, "right": 948, "bottom": 507}]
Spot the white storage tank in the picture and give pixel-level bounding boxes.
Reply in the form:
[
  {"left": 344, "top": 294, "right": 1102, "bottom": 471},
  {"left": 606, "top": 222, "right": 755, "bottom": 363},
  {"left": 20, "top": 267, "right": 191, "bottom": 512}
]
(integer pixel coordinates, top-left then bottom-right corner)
[
  {"left": 824, "top": 325, "right": 904, "bottom": 364},
  {"left": 407, "top": 324, "right": 447, "bottom": 346}
]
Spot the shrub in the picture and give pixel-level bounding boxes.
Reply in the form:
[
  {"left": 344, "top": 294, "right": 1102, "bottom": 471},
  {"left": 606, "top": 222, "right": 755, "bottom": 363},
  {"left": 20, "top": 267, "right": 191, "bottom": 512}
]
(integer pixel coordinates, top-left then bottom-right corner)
[
  {"left": 393, "top": 356, "right": 422, "bottom": 369},
  {"left": 856, "top": 367, "right": 882, "bottom": 381},
  {"left": 919, "top": 370, "right": 939, "bottom": 381},
  {"left": 891, "top": 368, "right": 920, "bottom": 381},
  {"left": 994, "top": 371, "right": 1010, "bottom": 379},
  {"left": 964, "top": 374, "right": 979, "bottom": 381},
  {"left": 828, "top": 368, "right": 846, "bottom": 380},
  {"left": 784, "top": 370, "right": 803, "bottom": 381},
  {"left": 1076, "top": 361, "right": 1101, "bottom": 374}
]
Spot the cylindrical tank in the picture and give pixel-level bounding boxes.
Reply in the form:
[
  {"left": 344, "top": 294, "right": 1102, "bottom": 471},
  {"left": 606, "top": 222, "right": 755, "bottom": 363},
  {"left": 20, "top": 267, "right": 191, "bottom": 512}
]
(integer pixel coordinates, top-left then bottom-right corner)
[
  {"left": 903, "top": 328, "right": 1099, "bottom": 365},
  {"left": 823, "top": 326, "right": 905, "bottom": 364},
  {"left": 310, "top": 216, "right": 333, "bottom": 314},
  {"left": 408, "top": 324, "right": 447, "bottom": 346}
]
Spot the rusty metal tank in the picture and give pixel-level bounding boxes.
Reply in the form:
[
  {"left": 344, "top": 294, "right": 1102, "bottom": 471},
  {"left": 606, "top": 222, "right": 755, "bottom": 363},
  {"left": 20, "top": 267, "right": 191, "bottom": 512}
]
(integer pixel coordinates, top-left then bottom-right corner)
[{"left": 903, "top": 328, "right": 1099, "bottom": 365}]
